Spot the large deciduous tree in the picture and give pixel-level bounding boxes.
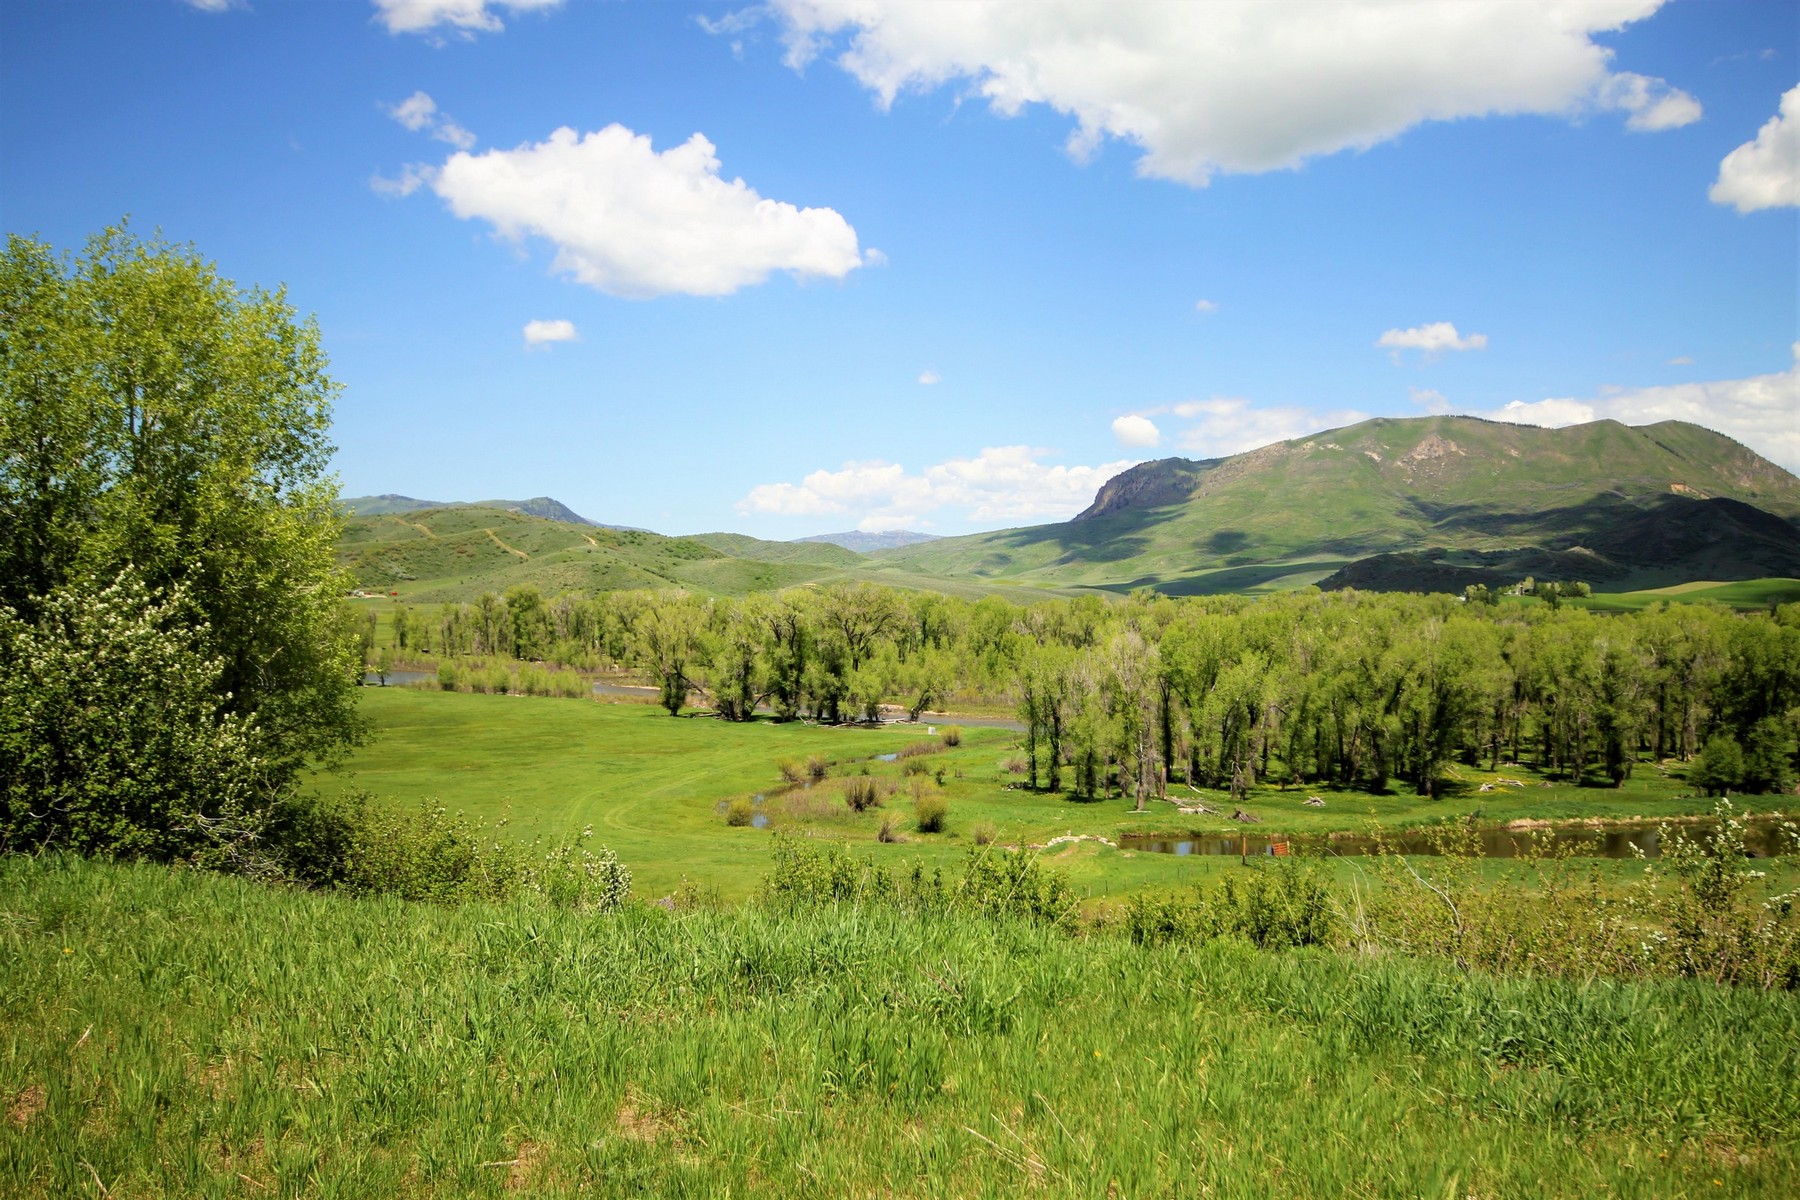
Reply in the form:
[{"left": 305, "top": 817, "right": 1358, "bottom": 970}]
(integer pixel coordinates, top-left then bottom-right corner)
[{"left": 0, "top": 225, "right": 362, "bottom": 857}]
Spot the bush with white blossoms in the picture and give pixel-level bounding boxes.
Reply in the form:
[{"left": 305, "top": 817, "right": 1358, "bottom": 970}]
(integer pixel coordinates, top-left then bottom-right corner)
[{"left": 0, "top": 571, "right": 265, "bottom": 867}]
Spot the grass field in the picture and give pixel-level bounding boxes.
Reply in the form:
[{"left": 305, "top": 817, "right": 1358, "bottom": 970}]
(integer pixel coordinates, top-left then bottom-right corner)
[
  {"left": 309, "top": 688, "right": 1776, "bottom": 902},
  {"left": 4, "top": 853, "right": 1797, "bottom": 1198},
  {"left": 1579, "top": 578, "right": 1800, "bottom": 613}
]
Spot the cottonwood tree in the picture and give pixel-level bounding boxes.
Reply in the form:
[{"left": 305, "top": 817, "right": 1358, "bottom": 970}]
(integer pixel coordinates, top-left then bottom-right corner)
[
  {"left": 634, "top": 596, "right": 705, "bottom": 715},
  {"left": 0, "top": 227, "right": 361, "bottom": 860}
]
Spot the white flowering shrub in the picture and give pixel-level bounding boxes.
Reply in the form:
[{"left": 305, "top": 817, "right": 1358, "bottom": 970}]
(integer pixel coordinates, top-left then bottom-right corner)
[
  {"left": 527, "top": 825, "right": 633, "bottom": 913},
  {"left": 0, "top": 571, "right": 264, "bottom": 866},
  {"left": 1630, "top": 800, "right": 1800, "bottom": 989}
]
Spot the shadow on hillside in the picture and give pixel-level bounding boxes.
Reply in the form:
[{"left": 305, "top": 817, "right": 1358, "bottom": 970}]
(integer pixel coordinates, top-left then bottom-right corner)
[
  {"left": 1112, "top": 561, "right": 1354, "bottom": 596},
  {"left": 981, "top": 511, "right": 1159, "bottom": 567}
]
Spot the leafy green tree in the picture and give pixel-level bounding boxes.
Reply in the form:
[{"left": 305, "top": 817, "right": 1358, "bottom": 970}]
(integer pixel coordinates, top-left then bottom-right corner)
[
  {"left": 0, "top": 226, "right": 361, "bottom": 843},
  {"left": 706, "top": 596, "right": 770, "bottom": 721},
  {"left": 1688, "top": 733, "right": 1744, "bottom": 796},
  {"left": 634, "top": 597, "right": 705, "bottom": 715},
  {"left": 1740, "top": 716, "right": 1796, "bottom": 795}
]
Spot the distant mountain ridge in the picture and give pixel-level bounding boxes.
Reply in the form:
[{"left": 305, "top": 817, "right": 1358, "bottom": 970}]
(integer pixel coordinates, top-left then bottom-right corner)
[
  {"left": 873, "top": 416, "right": 1800, "bottom": 594},
  {"left": 796, "top": 530, "right": 942, "bottom": 553},
  {"left": 341, "top": 494, "right": 646, "bottom": 532}
]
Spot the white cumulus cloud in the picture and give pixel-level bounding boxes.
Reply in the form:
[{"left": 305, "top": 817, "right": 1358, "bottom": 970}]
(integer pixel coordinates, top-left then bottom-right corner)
[
  {"left": 383, "top": 91, "right": 476, "bottom": 150},
  {"left": 522, "top": 318, "right": 578, "bottom": 347},
  {"left": 758, "top": 0, "right": 1695, "bottom": 186},
  {"left": 1596, "top": 71, "right": 1703, "bottom": 131},
  {"left": 1193, "top": 299, "right": 1219, "bottom": 315},
  {"left": 1711, "top": 84, "right": 1800, "bottom": 213},
  {"left": 918, "top": 369, "right": 941, "bottom": 385},
  {"left": 1169, "top": 397, "right": 1370, "bottom": 458},
  {"left": 373, "top": 0, "right": 562, "bottom": 37},
  {"left": 1377, "top": 321, "right": 1488, "bottom": 359},
  {"left": 1480, "top": 346, "right": 1800, "bottom": 472},
  {"left": 1111, "top": 414, "right": 1161, "bottom": 448},
  {"left": 429, "top": 124, "right": 868, "bottom": 298},
  {"left": 738, "top": 446, "right": 1137, "bottom": 526}
]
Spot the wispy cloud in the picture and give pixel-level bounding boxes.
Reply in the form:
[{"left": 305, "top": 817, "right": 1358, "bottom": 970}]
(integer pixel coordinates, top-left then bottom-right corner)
[
  {"left": 523, "top": 318, "right": 578, "bottom": 348},
  {"left": 373, "top": 0, "right": 562, "bottom": 39},
  {"left": 1376, "top": 321, "right": 1488, "bottom": 360}
]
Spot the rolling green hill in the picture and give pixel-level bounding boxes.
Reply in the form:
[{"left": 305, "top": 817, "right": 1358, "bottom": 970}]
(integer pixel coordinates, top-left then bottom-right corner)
[
  {"left": 874, "top": 416, "right": 1800, "bottom": 594},
  {"left": 688, "top": 531, "right": 867, "bottom": 568},
  {"left": 336, "top": 507, "right": 1104, "bottom": 603},
  {"left": 337, "top": 508, "right": 845, "bottom": 601}
]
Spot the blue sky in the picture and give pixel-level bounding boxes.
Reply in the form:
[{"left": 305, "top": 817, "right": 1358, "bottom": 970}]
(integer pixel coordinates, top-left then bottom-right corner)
[{"left": 3, "top": 0, "right": 1795, "bottom": 537}]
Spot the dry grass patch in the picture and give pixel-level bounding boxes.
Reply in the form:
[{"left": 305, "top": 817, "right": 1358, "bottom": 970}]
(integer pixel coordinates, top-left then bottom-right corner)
[{"left": 6, "top": 1084, "right": 44, "bottom": 1129}]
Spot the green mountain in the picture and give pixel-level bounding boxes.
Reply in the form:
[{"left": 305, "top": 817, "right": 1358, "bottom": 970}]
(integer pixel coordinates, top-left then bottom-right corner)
[
  {"left": 338, "top": 508, "right": 843, "bottom": 601},
  {"left": 796, "top": 530, "right": 942, "bottom": 552},
  {"left": 873, "top": 417, "right": 1800, "bottom": 594},
  {"left": 342, "top": 494, "right": 646, "bottom": 531},
  {"left": 337, "top": 508, "right": 1099, "bottom": 603},
  {"left": 689, "top": 532, "right": 866, "bottom": 568}
]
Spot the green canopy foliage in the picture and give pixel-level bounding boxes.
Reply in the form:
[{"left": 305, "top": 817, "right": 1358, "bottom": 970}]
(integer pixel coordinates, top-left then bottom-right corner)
[{"left": 0, "top": 225, "right": 361, "bottom": 857}]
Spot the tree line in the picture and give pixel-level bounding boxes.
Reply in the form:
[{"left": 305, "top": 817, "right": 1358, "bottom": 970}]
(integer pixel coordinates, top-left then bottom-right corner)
[{"left": 397, "top": 582, "right": 1800, "bottom": 800}]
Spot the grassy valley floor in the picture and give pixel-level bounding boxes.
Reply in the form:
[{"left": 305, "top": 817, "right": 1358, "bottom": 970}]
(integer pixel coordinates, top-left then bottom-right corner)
[{"left": 310, "top": 687, "right": 1786, "bottom": 903}]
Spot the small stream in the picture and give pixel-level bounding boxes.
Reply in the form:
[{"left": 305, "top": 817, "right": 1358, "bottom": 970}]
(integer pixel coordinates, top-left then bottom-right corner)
[{"left": 1119, "top": 816, "right": 1794, "bottom": 860}]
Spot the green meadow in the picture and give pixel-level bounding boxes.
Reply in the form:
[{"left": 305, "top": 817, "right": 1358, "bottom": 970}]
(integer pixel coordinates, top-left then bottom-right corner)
[
  {"left": 4, "top": 853, "right": 1796, "bottom": 1199},
  {"left": 311, "top": 687, "right": 1765, "bottom": 902},
  {"left": 1577, "top": 578, "right": 1800, "bottom": 613}
]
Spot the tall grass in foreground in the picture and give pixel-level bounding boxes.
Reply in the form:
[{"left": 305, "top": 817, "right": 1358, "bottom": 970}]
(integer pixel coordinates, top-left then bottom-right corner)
[{"left": 4, "top": 854, "right": 1797, "bottom": 1198}]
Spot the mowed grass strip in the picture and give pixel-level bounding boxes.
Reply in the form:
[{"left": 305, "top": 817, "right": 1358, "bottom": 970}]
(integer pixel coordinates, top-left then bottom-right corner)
[{"left": 3, "top": 855, "right": 1796, "bottom": 1199}]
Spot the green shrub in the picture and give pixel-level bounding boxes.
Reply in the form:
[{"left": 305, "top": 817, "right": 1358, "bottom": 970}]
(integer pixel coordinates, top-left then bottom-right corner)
[
  {"left": 913, "top": 787, "right": 948, "bottom": 833},
  {"left": 763, "top": 834, "right": 894, "bottom": 907},
  {"left": 525, "top": 826, "right": 632, "bottom": 912},
  {"left": 1126, "top": 860, "right": 1341, "bottom": 950},
  {"left": 264, "top": 791, "right": 631, "bottom": 912},
  {"left": 970, "top": 822, "right": 998, "bottom": 846},
  {"left": 955, "top": 846, "right": 1076, "bottom": 931},
  {"left": 842, "top": 776, "right": 885, "bottom": 813},
  {"left": 939, "top": 725, "right": 963, "bottom": 747},
  {"left": 805, "top": 753, "right": 829, "bottom": 782},
  {"left": 436, "top": 661, "right": 459, "bottom": 691},
  {"left": 725, "top": 797, "right": 755, "bottom": 827}
]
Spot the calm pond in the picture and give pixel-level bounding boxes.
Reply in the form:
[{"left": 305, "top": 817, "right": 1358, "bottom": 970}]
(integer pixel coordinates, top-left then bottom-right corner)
[{"left": 1119, "top": 816, "right": 1794, "bottom": 860}]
